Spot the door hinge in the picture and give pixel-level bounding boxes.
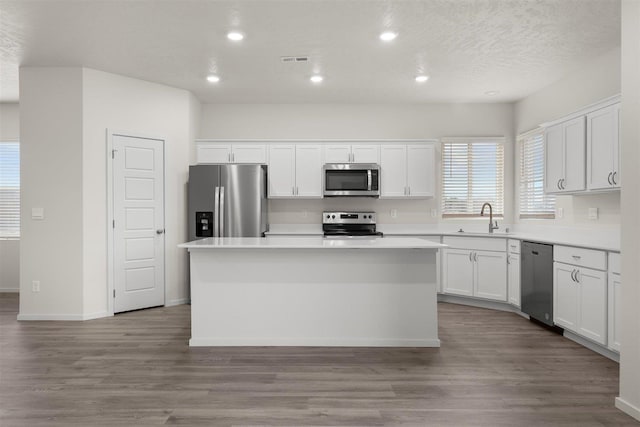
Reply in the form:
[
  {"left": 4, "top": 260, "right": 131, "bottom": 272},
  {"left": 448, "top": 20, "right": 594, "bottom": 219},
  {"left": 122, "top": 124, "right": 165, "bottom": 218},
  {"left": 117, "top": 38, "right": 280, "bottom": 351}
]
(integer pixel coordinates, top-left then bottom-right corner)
[
  {"left": 112, "top": 220, "right": 115, "bottom": 228},
  {"left": 113, "top": 289, "right": 116, "bottom": 298}
]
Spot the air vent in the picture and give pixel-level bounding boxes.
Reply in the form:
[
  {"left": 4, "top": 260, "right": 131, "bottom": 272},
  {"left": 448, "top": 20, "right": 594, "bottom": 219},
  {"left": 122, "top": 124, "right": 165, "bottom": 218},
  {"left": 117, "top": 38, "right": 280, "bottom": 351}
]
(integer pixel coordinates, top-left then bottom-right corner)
[{"left": 280, "top": 56, "right": 309, "bottom": 63}]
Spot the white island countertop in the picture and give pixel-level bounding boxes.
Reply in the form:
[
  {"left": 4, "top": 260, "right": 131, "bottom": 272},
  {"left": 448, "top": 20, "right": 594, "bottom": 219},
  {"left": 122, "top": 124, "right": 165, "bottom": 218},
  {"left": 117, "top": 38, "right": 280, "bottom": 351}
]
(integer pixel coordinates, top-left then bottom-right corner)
[{"left": 179, "top": 236, "right": 447, "bottom": 250}]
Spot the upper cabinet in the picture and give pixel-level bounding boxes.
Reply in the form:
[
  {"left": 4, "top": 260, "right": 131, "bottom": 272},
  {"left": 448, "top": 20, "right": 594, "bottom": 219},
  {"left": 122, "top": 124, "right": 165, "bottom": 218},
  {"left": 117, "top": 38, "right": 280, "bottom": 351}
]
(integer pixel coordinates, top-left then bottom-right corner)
[
  {"left": 196, "top": 141, "right": 267, "bottom": 164},
  {"left": 324, "top": 144, "right": 379, "bottom": 164},
  {"left": 545, "top": 116, "right": 586, "bottom": 194},
  {"left": 268, "top": 144, "right": 323, "bottom": 198},
  {"left": 543, "top": 96, "right": 620, "bottom": 195},
  {"left": 587, "top": 103, "right": 620, "bottom": 190},
  {"left": 380, "top": 144, "right": 435, "bottom": 198}
]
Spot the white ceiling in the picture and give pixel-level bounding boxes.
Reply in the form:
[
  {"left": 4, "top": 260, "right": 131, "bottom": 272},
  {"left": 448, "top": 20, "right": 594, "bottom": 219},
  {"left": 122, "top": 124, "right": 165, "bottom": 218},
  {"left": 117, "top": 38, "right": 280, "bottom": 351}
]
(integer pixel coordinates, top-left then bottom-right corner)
[{"left": 0, "top": 0, "right": 621, "bottom": 104}]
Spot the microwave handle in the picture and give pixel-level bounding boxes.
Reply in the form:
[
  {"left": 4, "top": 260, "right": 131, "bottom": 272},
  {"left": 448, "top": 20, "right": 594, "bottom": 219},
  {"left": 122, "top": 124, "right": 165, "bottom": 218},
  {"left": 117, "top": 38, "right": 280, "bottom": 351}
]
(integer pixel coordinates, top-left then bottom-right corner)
[{"left": 367, "top": 170, "right": 372, "bottom": 191}]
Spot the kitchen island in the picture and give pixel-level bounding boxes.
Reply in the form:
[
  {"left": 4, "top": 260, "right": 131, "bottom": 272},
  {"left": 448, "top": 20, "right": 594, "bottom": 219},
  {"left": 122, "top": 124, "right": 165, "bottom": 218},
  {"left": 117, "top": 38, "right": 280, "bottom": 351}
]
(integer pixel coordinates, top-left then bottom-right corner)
[{"left": 179, "top": 236, "right": 446, "bottom": 347}]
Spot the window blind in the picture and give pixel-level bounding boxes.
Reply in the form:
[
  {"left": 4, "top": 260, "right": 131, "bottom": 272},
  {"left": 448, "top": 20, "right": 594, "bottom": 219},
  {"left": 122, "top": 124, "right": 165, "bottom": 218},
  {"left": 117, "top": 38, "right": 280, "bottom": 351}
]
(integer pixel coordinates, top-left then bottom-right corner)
[
  {"left": 441, "top": 138, "right": 504, "bottom": 218},
  {"left": 519, "top": 130, "right": 555, "bottom": 219},
  {"left": 0, "top": 142, "right": 20, "bottom": 237}
]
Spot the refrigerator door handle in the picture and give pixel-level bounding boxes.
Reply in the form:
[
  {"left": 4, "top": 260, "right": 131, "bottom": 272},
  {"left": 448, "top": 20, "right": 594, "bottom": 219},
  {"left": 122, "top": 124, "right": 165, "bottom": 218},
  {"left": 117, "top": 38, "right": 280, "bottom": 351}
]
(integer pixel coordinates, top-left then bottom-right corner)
[
  {"left": 220, "top": 186, "right": 225, "bottom": 237},
  {"left": 213, "top": 186, "right": 220, "bottom": 237}
]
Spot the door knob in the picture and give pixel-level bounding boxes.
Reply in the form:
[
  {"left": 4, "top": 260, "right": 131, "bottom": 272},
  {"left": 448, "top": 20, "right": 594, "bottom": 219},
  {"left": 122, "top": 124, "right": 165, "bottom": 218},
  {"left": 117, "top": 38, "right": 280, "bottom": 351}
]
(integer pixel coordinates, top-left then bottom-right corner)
[{"left": 156, "top": 229, "right": 165, "bottom": 235}]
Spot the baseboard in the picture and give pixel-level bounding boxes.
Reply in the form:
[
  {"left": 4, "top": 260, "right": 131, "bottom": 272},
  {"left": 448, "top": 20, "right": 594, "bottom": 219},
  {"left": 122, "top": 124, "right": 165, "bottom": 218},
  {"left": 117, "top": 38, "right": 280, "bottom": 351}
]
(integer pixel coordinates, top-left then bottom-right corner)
[
  {"left": 167, "top": 298, "right": 190, "bottom": 307},
  {"left": 564, "top": 330, "right": 619, "bottom": 362},
  {"left": 17, "top": 311, "right": 110, "bottom": 321},
  {"left": 616, "top": 397, "right": 640, "bottom": 421},
  {"left": 438, "top": 294, "right": 518, "bottom": 313},
  {"left": 0, "top": 287, "right": 19, "bottom": 293},
  {"left": 189, "top": 337, "right": 441, "bottom": 347}
]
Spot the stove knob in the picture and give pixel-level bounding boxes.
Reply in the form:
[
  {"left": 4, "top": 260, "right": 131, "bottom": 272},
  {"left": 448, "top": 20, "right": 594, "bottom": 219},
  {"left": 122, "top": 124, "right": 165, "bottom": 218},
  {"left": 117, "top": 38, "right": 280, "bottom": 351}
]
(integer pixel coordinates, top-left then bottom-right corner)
[
  {"left": 368, "top": 215, "right": 372, "bottom": 219},
  {"left": 331, "top": 215, "right": 335, "bottom": 219},
  {"left": 326, "top": 214, "right": 330, "bottom": 219}
]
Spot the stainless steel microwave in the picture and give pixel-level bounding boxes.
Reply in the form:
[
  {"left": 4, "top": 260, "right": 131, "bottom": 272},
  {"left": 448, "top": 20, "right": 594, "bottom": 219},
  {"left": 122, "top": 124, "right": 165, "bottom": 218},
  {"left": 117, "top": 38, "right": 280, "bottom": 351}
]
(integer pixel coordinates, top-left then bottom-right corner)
[{"left": 323, "top": 163, "right": 380, "bottom": 197}]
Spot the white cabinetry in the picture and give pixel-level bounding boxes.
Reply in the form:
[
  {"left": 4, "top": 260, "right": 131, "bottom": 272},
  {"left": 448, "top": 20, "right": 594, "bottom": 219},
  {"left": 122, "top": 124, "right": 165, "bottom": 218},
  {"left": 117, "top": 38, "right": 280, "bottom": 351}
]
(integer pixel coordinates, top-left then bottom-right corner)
[
  {"left": 268, "top": 144, "right": 322, "bottom": 198},
  {"left": 507, "top": 239, "right": 521, "bottom": 308},
  {"left": 608, "top": 253, "right": 621, "bottom": 352},
  {"left": 545, "top": 117, "right": 586, "bottom": 193},
  {"left": 324, "top": 144, "right": 379, "bottom": 164},
  {"left": 441, "top": 237, "right": 507, "bottom": 302},
  {"left": 196, "top": 141, "right": 267, "bottom": 164},
  {"left": 553, "top": 246, "right": 607, "bottom": 346},
  {"left": 380, "top": 144, "right": 435, "bottom": 198},
  {"left": 587, "top": 103, "right": 621, "bottom": 190}
]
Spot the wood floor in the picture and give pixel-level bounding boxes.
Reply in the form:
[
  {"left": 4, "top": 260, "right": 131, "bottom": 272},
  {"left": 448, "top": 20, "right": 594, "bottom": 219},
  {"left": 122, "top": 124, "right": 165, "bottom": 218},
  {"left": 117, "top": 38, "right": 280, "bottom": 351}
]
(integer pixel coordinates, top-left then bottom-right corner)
[{"left": 0, "top": 293, "right": 637, "bottom": 426}]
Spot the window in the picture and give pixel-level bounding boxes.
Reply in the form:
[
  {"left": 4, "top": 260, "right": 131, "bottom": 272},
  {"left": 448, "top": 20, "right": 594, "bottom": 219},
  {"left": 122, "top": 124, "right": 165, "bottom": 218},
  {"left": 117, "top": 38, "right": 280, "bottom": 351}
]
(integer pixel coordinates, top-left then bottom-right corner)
[
  {"left": 441, "top": 138, "right": 504, "bottom": 218},
  {"left": 0, "top": 142, "right": 20, "bottom": 237},
  {"left": 519, "top": 130, "right": 555, "bottom": 218}
]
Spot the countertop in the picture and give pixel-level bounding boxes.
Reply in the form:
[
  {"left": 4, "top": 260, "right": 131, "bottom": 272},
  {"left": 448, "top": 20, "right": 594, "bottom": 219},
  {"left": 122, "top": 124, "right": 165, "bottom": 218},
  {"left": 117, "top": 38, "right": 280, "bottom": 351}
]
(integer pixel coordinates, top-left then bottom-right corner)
[
  {"left": 179, "top": 236, "right": 447, "bottom": 250},
  {"left": 264, "top": 224, "right": 620, "bottom": 252}
]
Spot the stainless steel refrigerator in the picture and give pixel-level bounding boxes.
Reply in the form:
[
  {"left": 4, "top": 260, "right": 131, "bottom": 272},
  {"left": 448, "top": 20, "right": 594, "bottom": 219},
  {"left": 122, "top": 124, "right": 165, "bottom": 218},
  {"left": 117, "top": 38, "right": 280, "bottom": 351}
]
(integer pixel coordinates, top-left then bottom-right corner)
[{"left": 188, "top": 164, "right": 268, "bottom": 240}]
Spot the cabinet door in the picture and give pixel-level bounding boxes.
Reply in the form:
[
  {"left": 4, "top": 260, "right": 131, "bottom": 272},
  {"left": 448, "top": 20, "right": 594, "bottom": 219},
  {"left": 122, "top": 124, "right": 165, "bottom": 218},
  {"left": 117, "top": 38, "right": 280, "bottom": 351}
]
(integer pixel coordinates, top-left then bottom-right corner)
[
  {"left": 545, "top": 124, "right": 564, "bottom": 193},
  {"left": 553, "top": 262, "right": 579, "bottom": 332},
  {"left": 442, "top": 249, "right": 474, "bottom": 297},
  {"left": 232, "top": 144, "right": 267, "bottom": 164},
  {"left": 608, "top": 271, "right": 621, "bottom": 352},
  {"left": 295, "top": 145, "right": 323, "bottom": 198},
  {"left": 508, "top": 253, "right": 521, "bottom": 308},
  {"left": 406, "top": 144, "right": 435, "bottom": 198},
  {"left": 197, "top": 143, "right": 231, "bottom": 164},
  {"left": 474, "top": 250, "right": 507, "bottom": 301},
  {"left": 587, "top": 105, "right": 617, "bottom": 190},
  {"left": 268, "top": 145, "right": 296, "bottom": 198},
  {"left": 562, "top": 116, "right": 586, "bottom": 192},
  {"left": 380, "top": 145, "right": 407, "bottom": 197},
  {"left": 352, "top": 144, "right": 379, "bottom": 163},
  {"left": 612, "top": 104, "right": 621, "bottom": 188},
  {"left": 324, "top": 145, "right": 351, "bottom": 163},
  {"left": 576, "top": 267, "right": 607, "bottom": 345}
]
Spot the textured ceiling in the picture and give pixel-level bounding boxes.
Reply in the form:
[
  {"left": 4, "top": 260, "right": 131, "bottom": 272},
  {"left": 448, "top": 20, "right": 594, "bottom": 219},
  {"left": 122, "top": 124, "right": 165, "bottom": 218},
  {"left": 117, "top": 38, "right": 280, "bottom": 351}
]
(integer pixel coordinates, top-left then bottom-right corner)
[{"left": 0, "top": 0, "right": 621, "bottom": 104}]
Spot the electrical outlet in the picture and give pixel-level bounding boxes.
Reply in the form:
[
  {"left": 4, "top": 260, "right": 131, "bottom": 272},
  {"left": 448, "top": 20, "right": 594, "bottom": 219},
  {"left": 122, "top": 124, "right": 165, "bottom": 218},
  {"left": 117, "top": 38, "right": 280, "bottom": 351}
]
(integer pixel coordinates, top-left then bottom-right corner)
[
  {"left": 302, "top": 210, "right": 308, "bottom": 218},
  {"left": 431, "top": 208, "right": 437, "bottom": 218},
  {"left": 32, "top": 280, "right": 40, "bottom": 293},
  {"left": 390, "top": 209, "right": 398, "bottom": 219},
  {"left": 588, "top": 207, "right": 599, "bottom": 220}
]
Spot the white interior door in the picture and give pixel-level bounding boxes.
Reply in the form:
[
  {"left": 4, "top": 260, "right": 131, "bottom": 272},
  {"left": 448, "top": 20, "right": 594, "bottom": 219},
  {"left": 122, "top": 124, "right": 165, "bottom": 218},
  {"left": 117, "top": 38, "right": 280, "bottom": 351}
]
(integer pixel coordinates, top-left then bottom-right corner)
[{"left": 113, "top": 134, "right": 165, "bottom": 313}]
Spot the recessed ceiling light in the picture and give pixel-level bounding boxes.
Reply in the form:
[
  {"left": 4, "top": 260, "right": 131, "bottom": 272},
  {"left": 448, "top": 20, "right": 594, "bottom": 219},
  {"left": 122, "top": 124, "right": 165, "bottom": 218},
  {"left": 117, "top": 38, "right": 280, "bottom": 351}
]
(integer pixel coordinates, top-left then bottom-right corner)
[
  {"left": 206, "top": 75, "right": 220, "bottom": 83},
  {"left": 485, "top": 90, "right": 499, "bottom": 96},
  {"left": 227, "top": 32, "right": 244, "bottom": 41},
  {"left": 415, "top": 75, "right": 430, "bottom": 83},
  {"left": 379, "top": 31, "right": 398, "bottom": 41},
  {"left": 310, "top": 75, "right": 323, "bottom": 83}
]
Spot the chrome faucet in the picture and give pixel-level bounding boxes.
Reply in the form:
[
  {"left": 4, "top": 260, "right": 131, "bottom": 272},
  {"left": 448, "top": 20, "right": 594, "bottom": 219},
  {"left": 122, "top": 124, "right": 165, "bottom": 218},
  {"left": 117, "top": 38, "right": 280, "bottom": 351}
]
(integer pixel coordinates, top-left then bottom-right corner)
[{"left": 480, "top": 202, "right": 499, "bottom": 233}]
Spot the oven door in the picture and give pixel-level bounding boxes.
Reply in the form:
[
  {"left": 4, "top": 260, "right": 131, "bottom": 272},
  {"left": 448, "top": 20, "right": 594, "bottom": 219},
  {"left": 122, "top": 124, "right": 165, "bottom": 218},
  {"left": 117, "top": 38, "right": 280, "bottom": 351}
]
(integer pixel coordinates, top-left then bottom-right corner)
[{"left": 323, "top": 163, "right": 379, "bottom": 197}]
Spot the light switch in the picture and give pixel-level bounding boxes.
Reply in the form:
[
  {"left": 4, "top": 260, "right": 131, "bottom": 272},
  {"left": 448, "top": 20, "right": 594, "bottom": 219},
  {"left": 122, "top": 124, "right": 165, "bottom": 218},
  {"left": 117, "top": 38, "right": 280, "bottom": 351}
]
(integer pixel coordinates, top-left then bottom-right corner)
[
  {"left": 31, "top": 208, "right": 44, "bottom": 220},
  {"left": 557, "top": 208, "right": 564, "bottom": 219},
  {"left": 431, "top": 209, "right": 438, "bottom": 218},
  {"left": 390, "top": 209, "right": 398, "bottom": 219},
  {"left": 588, "top": 207, "right": 599, "bottom": 220}
]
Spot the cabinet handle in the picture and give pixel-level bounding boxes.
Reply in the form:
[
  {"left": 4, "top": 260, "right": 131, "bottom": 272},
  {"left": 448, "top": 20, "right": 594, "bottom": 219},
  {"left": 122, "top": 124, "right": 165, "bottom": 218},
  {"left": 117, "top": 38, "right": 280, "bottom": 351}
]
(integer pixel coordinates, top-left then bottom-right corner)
[
  {"left": 407, "top": 186, "right": 411, "bottom": 196},
  {"left": 469, "top": 252, "right": 473, "bottom": 262},
  {"left": 574, "top": 269, "right": 580, "bottom": 283},
  {"left": 557, "top": 179, "right": 562, "bottom": 190},
  {"left": 292, "top": 186, "right": 296, "bottom": 196},
  {"left": 507, "top": 255, "right": 510, "bottom": 265},
  {"left": 296, "top": 187, "right": 299, "bottom": 195},
  {"left": 570, "top": 269, "right": 576, "bottom": 282},
  {"left": 561, "top": 178, "right": 566, "bottom": 190},
  {"left": 607, "top": 172, "right": 613, "bottom": 185},
  {"left": 473, "top": 252, "right": 478, "bottom": 262},
  {"left": 571, "top": 255, "right": 581, "bottom": 260},
  {"left": 612, "top": 171, "right": 618, "bottom": 185}
]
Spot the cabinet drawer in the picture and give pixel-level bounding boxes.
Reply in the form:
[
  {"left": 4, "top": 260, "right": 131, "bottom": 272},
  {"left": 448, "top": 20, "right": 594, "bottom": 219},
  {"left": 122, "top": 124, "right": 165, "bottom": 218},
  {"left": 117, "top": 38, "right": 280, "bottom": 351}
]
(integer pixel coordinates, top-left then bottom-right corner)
[
  {"left": 507, "top": 239, "right": 520, "bottom": 254},
  {"left": 554, "top": 245, "right": 606, "bottom": 270},
  {"left": 442, "top": 236, "right": 506, "bottom": 252},
  {"left": 609, "top": 252, "right": 621, "bottom": 274}
]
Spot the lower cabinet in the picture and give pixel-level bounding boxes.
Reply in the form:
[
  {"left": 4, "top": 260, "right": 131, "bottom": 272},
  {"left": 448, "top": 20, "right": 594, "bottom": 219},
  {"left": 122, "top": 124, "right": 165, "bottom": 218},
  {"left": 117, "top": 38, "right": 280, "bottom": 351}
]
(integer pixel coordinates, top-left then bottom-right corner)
[
  {"left": 507, "top": 253, "right": 521, "bottom": 308},
  {"left": 554, "top": 261, "right": 607, "bottom": 346},
  {"left": 608, "top": 252, "right": 621, "bottom": 352},
  {"left": 442, "top": 248, "right": 507, "bottom": 302}
]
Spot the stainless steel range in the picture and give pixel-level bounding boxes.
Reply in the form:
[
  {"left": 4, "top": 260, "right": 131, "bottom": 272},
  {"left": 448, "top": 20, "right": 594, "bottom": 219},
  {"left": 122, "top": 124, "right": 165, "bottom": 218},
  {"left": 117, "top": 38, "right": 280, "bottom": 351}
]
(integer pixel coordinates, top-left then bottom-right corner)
[{"left": 322, "top": 211, "right": 383, "bottom": 237}]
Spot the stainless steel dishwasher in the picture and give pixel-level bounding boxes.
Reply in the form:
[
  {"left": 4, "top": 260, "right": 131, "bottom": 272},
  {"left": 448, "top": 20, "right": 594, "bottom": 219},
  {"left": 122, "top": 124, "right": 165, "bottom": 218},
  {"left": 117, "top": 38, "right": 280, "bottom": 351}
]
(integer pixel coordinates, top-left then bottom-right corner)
[{"left": 521, "top": 241, "right": 555, "bottom": 327}]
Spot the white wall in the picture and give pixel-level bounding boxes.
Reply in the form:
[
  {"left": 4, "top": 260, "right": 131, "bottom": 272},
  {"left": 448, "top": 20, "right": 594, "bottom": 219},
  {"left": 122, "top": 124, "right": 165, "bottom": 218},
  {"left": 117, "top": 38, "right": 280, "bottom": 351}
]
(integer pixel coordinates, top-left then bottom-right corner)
[
  {"left": 0, "top": 103, "right": 20, "bottom": 292},
  {"left": 514, "top": 48, "right": 621, "bottom": 228},
  {"left": 618, "top": 0, "right": 640, "bottom": 421},
  {"left": 19, "top": 68, "right": 84, "bottom": 317},
  {"left": 200, "top": 103, "right": 516, "bottom": 225},
  {"left": 82, "top": 68, "right": 198, "bottom": 315}
]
